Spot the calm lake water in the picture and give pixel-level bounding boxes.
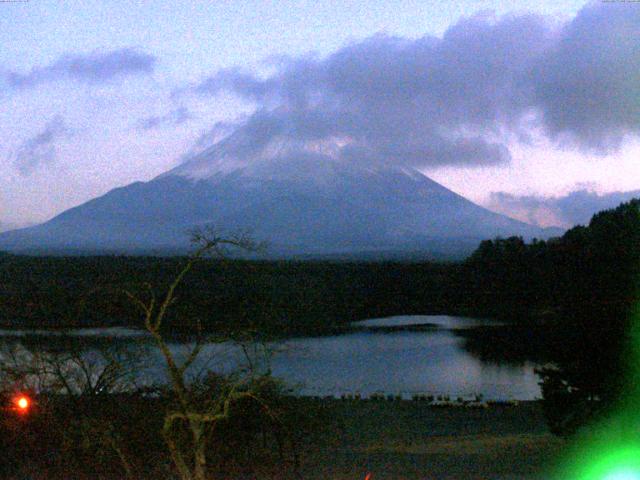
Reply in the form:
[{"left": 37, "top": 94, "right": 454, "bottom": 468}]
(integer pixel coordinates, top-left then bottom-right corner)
[{"left": 0, "top": 315, "right": 541, "bottom": 400}]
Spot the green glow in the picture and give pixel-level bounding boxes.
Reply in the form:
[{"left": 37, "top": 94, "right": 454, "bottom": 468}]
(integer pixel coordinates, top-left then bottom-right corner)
[
  {"left": 603, "top": 470, "right": 640, "bottom": 480},
  {"left": 586, "top": 449, "right": 640, "bottom": 480},
  {"left": 563, "top": 445, "right": 640, "bottom": 480},
  {"left": 552, "top": 296, "right": 640, "bottom": 479},
  {"left": 554, "top": 411, "right": 640, "bottom": 479}
]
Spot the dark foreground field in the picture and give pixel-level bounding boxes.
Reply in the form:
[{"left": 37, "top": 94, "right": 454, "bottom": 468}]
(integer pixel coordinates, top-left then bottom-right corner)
[
  {"left": 2, "top": 396, "right": 563, "bottom": 480},
  {"left": 301, "top": 400, "right": 562, "bottom": 480}
]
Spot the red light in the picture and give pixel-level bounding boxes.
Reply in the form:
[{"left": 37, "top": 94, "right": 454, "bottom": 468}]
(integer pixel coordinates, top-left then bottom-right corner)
[{"left": 14, "top": 395, "right": 30, "bottom": 412}]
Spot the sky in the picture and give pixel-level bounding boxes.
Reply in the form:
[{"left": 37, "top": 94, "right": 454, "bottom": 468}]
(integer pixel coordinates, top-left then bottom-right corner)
[{"left": 1, "top": 0, "right": 639, "bottom": 229}]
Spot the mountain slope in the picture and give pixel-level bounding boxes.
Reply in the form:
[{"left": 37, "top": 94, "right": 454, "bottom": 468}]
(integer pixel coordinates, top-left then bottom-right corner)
[{"left": 0, "top": 145, "right": 559, "bottom": 257}]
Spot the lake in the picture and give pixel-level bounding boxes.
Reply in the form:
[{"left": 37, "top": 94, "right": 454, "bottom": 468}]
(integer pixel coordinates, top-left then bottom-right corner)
[{"left": 0, "top": 315, "right": 541, "bottom": 400}]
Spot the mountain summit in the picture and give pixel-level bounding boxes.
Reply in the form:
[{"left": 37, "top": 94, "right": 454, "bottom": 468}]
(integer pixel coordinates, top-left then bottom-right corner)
[{"left": 0, "top": 138, "right": 558, "bottom": 257}]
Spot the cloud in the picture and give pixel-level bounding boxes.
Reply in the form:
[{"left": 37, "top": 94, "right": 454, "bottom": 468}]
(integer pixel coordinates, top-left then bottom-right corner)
[
  {"left": 178, "top": 3, "right": 640, "bottom": 170},
  {"left": 13, "top": 116, "right": 68, "bottom": 176},
  {"left": 531, "top": 3, "right": 640, "bottom": 152},
  {"left": 190, "top": 119, "right": 243, "bottom": 152},
  {"left": 488, "top": 188, "right": 640, "bottom": 228},
  {"left": 192, "top": 67, "right": 277, "bottom": 101},
  {"left": 138, "top": 106, "right": 193, "bottom": 130},
  {"left": 6, "top": 48, "right": 156, "bottom": 89}
]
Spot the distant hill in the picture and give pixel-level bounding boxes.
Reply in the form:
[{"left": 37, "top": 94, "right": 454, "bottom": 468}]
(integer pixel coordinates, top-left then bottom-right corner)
[{"left": 0, "top": 221, "right": 19, "bottom": 234}]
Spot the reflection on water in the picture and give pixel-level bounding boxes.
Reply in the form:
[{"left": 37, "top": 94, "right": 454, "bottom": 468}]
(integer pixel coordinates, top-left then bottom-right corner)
[
  {"left": 353, "top": 315, "right": 499, "bottom": 329},
  {"left": 0, "top": 316, "right": 541, "bottom": 400},
  {"left": 0, "top": 327, "right": 147, "bottom": 338}
]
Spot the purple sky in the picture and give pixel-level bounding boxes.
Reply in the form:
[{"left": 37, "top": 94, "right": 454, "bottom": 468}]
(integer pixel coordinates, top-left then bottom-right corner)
[{"left": 1, "top": 0, "right": 639, "bottom": 229}]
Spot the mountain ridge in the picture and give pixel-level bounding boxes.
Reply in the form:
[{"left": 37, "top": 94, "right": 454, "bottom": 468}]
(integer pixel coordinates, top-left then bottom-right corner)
[{"left": 0, "top": 146, "right": 562, "bottom": 258}]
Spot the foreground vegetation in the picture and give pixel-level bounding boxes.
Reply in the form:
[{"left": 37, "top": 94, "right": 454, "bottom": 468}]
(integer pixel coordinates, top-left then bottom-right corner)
[{"left": 0, "top": 394, "right": 559, "bottom": 480}]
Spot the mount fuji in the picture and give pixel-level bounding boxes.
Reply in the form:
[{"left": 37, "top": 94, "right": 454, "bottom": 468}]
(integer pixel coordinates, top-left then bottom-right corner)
[{"left": 0, "top": 138, "right": 560, "bottom": 258}]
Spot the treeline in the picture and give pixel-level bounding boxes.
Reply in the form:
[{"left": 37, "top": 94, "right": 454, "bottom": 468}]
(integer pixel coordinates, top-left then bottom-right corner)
[
  {"left": 462, "top": 199, "right": 640, "bottom": 326},
  {"left": 0, "top": 255, "right": 463, "bottom": 336},
  {"left": 462, "top": 198, "right": 640, "bottom": 355}
]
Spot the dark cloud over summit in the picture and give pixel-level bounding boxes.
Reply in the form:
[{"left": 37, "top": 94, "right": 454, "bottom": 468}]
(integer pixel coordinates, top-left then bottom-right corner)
[{"left": 183, "top": 3, "right": 640, "bottom": 170}]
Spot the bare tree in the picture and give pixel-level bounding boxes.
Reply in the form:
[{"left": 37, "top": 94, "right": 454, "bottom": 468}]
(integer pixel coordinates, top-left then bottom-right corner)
[
  {"left": 0, "top": 337, "right": 147, "bottom": 480},
  {"left": 0, "top": 339, "right": 144, "bottom": 396},
  {"left": 0, "top": 230, "right": 295, "bottom": 480},
  {"left": 124, "top": 229, "right": 278, "bottom": 480}
]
